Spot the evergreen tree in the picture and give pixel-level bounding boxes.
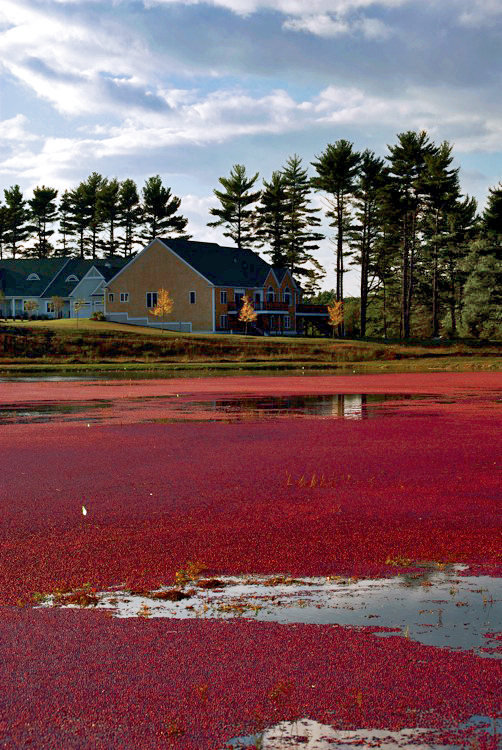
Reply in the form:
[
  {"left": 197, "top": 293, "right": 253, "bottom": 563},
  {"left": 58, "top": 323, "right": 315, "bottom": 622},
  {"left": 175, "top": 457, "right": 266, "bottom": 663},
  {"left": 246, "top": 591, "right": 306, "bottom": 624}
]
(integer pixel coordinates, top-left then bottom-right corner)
[
  {"left": 441, "top": 195, "right": 478, "bottom": 337},
  {"left": 481, "top": 183, "right": 502, "bottom": 258},
  {"left": 0, "top": 203, "right": 8, "bottom": 260},
  {"left": 119, "top": 179, "right": 143, "bottom": 256},
  {"left": 3, "top": 185, "right": 30, "bottom": 258},
  {"left": 348, "top": 150, "right": 388, "bottom": 337},
  {"left": 57, "top": 190, "right": 74, "bottom": 256},
  {"left": 207, "top": 164, "right": 260, "bottom": 249},
  {"left": 386, "top": 130, "right": 436, "bottom": 338},
  {"left": 255, "top": 171, "right": 289, "bottom": 265},
  {"left": 141, "top": 175, "right": 190, "bottom": 241},
  {"left": 83, "top": 172, "right": 108, "bottom": 259},
  {"left": 26, "top": 186, "right": 58, "bottom": 258},
  {"left": 67, "top": 183, "right": 92, "bottom": 258},
  {"left": 461, "top": 246, "right": 502, "bottom": 338},
  {"left": 281, "top": 155, "right": 324, "bottom": 279},
  {"left": 420, "top": 142, "right": 461, "bottom": 336},
  {"left": 311, "top": 140, "right": 361, "bottom": 335},
  {"left": 98, "top": 178, "right": 121, "bottom": 256}
]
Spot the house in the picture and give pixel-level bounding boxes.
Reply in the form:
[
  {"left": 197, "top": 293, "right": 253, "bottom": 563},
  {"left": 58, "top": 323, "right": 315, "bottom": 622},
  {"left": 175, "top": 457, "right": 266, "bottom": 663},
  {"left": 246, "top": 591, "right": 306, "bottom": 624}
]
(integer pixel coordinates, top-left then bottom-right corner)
[
  {"left": 0, "top": 256, "right": 129, "bottom": 319},
  {"left": 105, "top": 238, "right": 305, "bottom": 334}
]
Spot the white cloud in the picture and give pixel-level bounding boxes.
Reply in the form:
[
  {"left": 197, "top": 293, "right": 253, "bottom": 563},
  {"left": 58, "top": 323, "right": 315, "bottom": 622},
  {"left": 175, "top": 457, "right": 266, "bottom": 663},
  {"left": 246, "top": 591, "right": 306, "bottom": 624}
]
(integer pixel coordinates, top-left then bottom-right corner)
[{"left": 0, "top": 115, "right": 39, "bottom": 143}]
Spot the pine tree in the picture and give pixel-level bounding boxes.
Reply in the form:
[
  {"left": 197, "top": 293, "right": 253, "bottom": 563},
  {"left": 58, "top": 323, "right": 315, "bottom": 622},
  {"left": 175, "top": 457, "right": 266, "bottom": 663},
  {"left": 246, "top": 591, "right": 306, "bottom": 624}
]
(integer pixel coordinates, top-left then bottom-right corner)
[
  {"left": 26, "top": 186, "right": 58, "bottom": 258},
  {"left": 481, "top": 183, "right": 502, "bottom": 258},
  {"left": 311, "top": 140, "right": 361, "bottom": 333},
  {"left": 420, "top": 141, "right": 461, "bottom": 337},
  {"left": 348, "top": 150, "right": 388, "bottom": 337},
  {"left": 386, "top": 130, "right": 436, "bottom": 338},
  {"left": 67, "top": 183, "right": 92, "bottom": 258},
  {"left": 98, "top": 178, "right": 120, "bottom": 257},
  {"left": 255, "top": 171, "right": 289, "bottom": 265},
  {"left": 461, "top": 247, "right": 502, "bottom": 338},
  {"left": 207, "top": 164, "right": 260, "bottom": 249},
  {"left": 0, "top": 204, "right": 8, "bottom": 260},
  {"left": 282, "top": 155, "right": 324, "bottom": 279},
  {"left": 3, "top": 185, "right": 30, "bottom": 258},
  {"left": 56, "top": 190, "right": 74, "bottom": 256},
  {"left": 83, "top": 173, "right": 108, "bottom": 259},
  {"left": 119, "top": 179, "right": 143, "bottom": 256},
  {"left": 141, "top": 176, "right": 190, "bottom": 241}
]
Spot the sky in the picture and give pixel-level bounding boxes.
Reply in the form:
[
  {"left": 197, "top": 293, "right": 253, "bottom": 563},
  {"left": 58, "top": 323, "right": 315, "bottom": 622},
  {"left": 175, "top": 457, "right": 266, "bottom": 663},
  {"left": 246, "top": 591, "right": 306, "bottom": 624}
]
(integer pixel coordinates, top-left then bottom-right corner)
[{"left": 1, "top": 0, "right": 502, "bottom": 294}]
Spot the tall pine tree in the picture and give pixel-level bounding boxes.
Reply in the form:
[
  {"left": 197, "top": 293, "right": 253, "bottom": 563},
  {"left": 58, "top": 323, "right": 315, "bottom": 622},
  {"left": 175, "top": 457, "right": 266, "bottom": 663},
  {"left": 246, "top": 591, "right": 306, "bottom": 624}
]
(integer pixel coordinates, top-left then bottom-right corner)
[{"left": 207, "top": 164, "right": 260, "bottom": 249}]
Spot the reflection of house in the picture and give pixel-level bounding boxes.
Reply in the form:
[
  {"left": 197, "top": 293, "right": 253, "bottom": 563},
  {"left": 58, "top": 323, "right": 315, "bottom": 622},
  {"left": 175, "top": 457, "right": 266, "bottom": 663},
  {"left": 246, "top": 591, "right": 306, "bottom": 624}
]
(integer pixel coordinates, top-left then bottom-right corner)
[
  {"left": 0, "top": 257, "right": 129, "bottom": 318},
  {"left": 105, "top": 238, "right": 315, "bottom": 334}
]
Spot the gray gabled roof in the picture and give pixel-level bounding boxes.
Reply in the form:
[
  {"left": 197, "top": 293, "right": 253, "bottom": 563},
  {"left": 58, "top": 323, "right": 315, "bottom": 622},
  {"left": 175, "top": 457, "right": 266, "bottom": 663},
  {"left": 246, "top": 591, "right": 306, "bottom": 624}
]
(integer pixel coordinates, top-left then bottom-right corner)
[
  {"left": 0, "top": 256, "right": 131, "bottom": 299},
  {"left": 162, "top": 239, "right": 272, "bottom": 287},
  {"left": 0, "top": 258, "right": 70, "bottom": 297}
]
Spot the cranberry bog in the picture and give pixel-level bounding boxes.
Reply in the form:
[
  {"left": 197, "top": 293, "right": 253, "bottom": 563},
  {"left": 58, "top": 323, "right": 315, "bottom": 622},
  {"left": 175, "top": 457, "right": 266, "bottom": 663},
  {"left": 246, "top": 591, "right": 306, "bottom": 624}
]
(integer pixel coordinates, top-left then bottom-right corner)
[{"left": 0, "top": 372, "right": 501, "bottom": 749}]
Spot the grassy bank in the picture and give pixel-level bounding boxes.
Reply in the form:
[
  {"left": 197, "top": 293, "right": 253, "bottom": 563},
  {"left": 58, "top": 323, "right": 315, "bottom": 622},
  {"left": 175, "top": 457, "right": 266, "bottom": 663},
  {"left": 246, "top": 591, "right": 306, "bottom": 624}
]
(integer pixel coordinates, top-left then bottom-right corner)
[{"left": 1, "top": 318, "right": 501, "bottom": 376}]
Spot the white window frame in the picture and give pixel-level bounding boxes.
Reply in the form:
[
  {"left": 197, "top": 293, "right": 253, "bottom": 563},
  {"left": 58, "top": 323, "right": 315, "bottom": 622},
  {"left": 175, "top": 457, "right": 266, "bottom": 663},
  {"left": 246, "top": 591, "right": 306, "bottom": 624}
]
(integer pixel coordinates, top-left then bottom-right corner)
[
  {"left": 220, "top": 290, "right": 227, "bottom": 304},
  {"left": 108, "top": 293, "right": 114, "bottom": 303},
  {"left": 283, "top": 287, "right": 291, "bottom": 305},
  {"left": 284, "top": 315, "right": 291, "bottom": 329},
  {"left": 146, "top": 291, "right": 158, "bottom": 309},
  {"left": 219, "top": 314, "right": 228, "bottom": 329},
  {"left": 120, "top": 292, "right": 129, "bottom": 303},
  {"left": 267, "top": 286, "right": 275, "bottom": 303}
]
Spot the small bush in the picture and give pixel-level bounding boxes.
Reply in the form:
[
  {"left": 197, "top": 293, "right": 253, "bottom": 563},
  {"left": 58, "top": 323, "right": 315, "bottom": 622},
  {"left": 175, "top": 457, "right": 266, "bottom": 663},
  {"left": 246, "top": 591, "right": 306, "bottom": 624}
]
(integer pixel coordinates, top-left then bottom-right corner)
[{"left": 90, "top": 311, "right": 106, "bottom": 321}]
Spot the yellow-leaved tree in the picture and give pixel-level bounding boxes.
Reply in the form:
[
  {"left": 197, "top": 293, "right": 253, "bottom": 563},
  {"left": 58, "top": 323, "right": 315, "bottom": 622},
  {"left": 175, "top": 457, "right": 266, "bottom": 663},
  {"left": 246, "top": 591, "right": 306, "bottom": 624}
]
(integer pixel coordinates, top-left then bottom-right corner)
[
  {"left": 327, "top": 299, "right": 344, "bottom": 337},
  {"left": 238, "top": 295, "right": 257, "bottom": 334},
  {"left": 150, "top": 289, "right": 174, "bottom": 326}
]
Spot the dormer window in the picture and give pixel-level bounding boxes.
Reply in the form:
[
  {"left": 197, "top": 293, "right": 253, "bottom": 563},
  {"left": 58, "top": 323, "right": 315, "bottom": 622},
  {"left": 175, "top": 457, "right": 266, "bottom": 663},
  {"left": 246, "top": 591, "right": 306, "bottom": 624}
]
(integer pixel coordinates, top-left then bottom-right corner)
[
  {"left": 267, "top": 286, "right": 275, "bottom": 303},
  {"left": 26, "top": 273, "right": 40, "bottom": 281},
  {"left": 65, "top": 274, "right": 79, "bottom": 283},
  {"left": 283, "top": 287, "right": 291, "bottom": 305}
]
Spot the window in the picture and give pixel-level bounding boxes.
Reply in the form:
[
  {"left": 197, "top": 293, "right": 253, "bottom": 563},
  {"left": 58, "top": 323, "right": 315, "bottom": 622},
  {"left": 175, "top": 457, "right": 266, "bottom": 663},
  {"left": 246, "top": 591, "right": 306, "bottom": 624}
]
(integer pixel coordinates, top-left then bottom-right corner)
[
  {"left": 234, "top": 292, "right": 244, "bottom": 308},
  {"left": 254, "top": 293, "right": 261, "bottom": 307},
  {"left": 120, "top": 292, "right": 129, "bottom": 303},
  {"left": 26, "top": 273, "right": 40, "bottom": 281},
  {"left": 189, "top": 291, "right": 196, "bottom": 304},
  {"left": 219, "top": 314, "right": 228, "bottom": 329},
  {"left": 283, "top": 287, "right": 291, "bottom": 305},
  {"left": 65, "top": 274, "right": 79, "bottom": 283},
  {"left": 146, "top": 292, "right": 158, "bottom": 308},
  {"left": 47, "top": 302, "right": 55, "bottom": 313},
  {"left": 220, "top": 290, "right": 227, "bottom": 304},
  {"left": 284, "top": 315, "right": 291, "bottom": 329},
  {"left": 267, "top": 286, "right": 275, "bottom": 303},
  {"left": 108, "top": 293, "right": 114, "bottom": 303}
]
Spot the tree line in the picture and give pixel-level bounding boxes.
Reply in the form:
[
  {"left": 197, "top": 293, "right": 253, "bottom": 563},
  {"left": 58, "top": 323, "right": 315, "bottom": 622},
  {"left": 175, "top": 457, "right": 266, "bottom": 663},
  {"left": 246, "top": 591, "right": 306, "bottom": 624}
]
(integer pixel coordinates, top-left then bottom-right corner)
[
  {"left": 0, "top": 174, "right": 190, "bottom": 261},
  {"left": 1, "top": 129, "right": 501, "bottom": 338}
]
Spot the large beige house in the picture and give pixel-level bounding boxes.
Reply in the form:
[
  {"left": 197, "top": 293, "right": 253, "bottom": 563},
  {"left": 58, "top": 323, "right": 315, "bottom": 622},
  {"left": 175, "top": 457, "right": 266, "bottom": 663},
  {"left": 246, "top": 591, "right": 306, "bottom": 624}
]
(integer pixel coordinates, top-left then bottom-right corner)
[{"left": 105, "top": 238, "right": 307, "bottom": 334}]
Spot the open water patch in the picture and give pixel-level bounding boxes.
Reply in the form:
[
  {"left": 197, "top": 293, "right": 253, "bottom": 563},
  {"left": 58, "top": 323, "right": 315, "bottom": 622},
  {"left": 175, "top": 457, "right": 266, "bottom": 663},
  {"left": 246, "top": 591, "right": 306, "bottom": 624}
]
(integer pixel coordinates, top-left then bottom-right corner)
[
  {"left": 36, "top": 567, "right": 502, "bottom": 659},
  {"left": 0, "top": 399, "right": 112, "bottom": 425},
  {"left": 223, "top": 716, "right": 502, "bottom": 749},
  {"left": 148, "top": 392, "right": 432, "bottom": 423}
]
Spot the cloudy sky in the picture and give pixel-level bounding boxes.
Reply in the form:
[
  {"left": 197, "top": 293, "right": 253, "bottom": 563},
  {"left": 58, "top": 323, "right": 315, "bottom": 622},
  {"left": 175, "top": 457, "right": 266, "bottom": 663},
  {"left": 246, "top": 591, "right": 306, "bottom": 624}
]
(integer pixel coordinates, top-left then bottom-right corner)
[{"left": 1, "top": 0, "right": 502, "bottom": 292}]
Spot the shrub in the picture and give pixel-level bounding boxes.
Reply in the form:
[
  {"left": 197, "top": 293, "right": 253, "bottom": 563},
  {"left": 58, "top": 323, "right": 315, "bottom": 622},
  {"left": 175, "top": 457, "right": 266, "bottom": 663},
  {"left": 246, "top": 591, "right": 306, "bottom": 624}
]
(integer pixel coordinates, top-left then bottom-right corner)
[{"left": 90, "top": 311, "right": 106, "bottom": 321}]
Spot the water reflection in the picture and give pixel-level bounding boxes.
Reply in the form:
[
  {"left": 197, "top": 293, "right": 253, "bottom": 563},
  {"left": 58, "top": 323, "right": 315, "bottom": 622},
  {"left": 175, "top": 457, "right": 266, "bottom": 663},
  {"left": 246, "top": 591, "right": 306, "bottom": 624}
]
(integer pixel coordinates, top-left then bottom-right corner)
[
  {"left": 224, "top": 716, "right": 501, "bottom": 749},
  {"left": 39, "top": 570, "right": 502, "bottom": 659},
  {"left": 0, "top": 393, "right": 430, "bottom": 425},
  {"left": 151, "top": 393, "right": 429, "bottom": 424}
]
